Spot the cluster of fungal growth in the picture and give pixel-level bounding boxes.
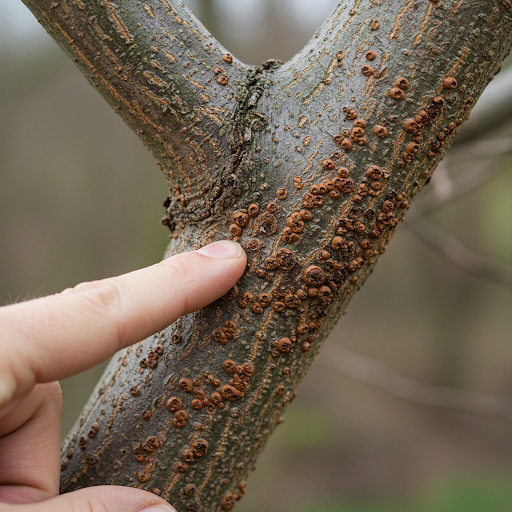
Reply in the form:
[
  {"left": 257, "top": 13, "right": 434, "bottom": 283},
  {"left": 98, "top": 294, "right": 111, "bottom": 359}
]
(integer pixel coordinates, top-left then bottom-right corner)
[
  {"left": 219, "top": 360, "right": 254, "bottom": 400},
  {"left": 87, "top": 422, "right": 99, "bottom": 438},
  {"left": 75, "top": 420, "right": 101, "bottom": 455},
  {"left": 336, "top": 109, "right": 376, "bottom": 150},
  {"left": 139, "top": 344, "right": 164, "bottom": 369},
  {"left": 302, "top": 167, "right": 353, "bottom": 209},
  {"left": 165, "top": 360, "right": 254, "bottom": 430},
  {"left": 228, "top": 203, "right": 261, "bottom": 239},
  {"left": 210, "top": 169, "right": 412, "bottom": 362},
  {"left": 206, "top": 93, "right": 460, "bottom": 365},
  {"left": 132, "top": 436, "right": 208, "bottom": 482},
  {"left": 283, "top": 211, "right": 310, "bottom": 244},
  {"left": 133, "top": 436, "right": 162, "bottom": 482},
  {"left": 336, "top": 108, "right": 392, "bottom": 154},
  {"left": 221, "top": 482, "right": 247, "bottom": 511},
  {"left": 211, "top": 320, "right": 238, "bottom": 345},
  {"left": 213, "top": 52, "right": 233, "bottom": 86},
  {"left": 242, "top": 291, "right": 272, "bottom": 314},
  {"left": 401, "top": 95, "right": 448, "bottom": 165},
  {"left": 390, "top": 76, "right": 409, "bottom": 101},
  {"left": 173, "top": 438, "right": 209, "bottom": 474},
  {"left": 60, "top": 447, "right": 75, "bottom": 471}
]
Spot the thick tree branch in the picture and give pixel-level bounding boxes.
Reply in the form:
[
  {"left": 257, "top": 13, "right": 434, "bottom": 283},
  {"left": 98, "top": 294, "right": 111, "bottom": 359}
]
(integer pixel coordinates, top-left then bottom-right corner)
[{"left": 19, "top": 0, "right": 512, "bottom": 510}]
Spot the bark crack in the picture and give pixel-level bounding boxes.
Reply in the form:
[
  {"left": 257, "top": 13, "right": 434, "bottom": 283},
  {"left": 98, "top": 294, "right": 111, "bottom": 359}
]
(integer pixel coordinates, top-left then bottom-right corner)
[{"left": 162, "top": 59, "right": 282, "bottom": 232}]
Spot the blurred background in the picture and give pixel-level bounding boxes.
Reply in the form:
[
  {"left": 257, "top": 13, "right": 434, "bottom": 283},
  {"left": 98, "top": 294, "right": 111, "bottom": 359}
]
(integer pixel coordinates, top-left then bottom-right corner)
[{"left": 1, "top": 1, "right": 512, "bottom": 511}]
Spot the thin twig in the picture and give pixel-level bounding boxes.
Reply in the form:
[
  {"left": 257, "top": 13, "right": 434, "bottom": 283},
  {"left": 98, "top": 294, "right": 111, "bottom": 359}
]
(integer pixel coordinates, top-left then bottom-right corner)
[
  {"left": 406, "top": 216, "right": 512, "bottom": 290},
  {"left": 449, "top": 136, "right": 512, "bottom": 161},
  {"left": 322, "top": 344, "right": 512, "bottom": 420},
  {"left": 410, "top": 153, "right": 511, "bottom": 216}
]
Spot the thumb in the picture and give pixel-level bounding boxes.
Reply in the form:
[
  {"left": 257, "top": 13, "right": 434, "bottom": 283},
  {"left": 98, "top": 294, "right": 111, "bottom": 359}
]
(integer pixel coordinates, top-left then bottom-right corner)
[{"left": 1, "top": 486, "right": 176, "bottom": 512}]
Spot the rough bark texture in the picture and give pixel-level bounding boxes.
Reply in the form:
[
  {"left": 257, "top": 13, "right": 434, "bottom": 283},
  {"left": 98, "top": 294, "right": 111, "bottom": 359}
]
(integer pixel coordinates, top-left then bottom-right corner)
[{"left": 22, "top": 0, "right": 512, "bottom": 510}]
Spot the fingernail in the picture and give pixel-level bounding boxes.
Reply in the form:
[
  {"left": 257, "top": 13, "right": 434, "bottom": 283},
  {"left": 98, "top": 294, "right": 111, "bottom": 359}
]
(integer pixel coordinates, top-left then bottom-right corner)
[
  {"left": 195, "top": 240, "right": 242, "bottom": 259},
  {"left": 139, "top": 506, "right": 176, "bottom": 512}
]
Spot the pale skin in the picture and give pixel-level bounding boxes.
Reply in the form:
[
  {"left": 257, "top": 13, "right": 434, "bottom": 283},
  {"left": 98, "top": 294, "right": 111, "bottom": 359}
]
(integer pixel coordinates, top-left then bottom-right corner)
[{"left": 0, "top": 240, "right": 246, "bottom": 512}]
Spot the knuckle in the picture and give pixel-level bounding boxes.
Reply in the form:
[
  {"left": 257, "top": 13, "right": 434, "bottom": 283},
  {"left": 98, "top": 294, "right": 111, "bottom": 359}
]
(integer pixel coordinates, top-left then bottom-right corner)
[
  {"left": 29, "top": 381, "right": 63, "bottom": 419},
  {"left": 62, "top": 279, "right": 105, "bottom": 296},
  {"left": 90, "top": 281, "right": 125, "bottom": 346},
  {"left": 90, "top": 280, "right": 123, "bottom": 312},
  {"left": 61, "top": 278, "right": 125, "bottom": 346},
  {"left": 42, "top": 381, "right": 63, "bottom": 412},
  {"left": 160, "top": 254, "right": 194, "bottom": 278},
  {"left": 68, "top": 280, "right": 123, "bottom": 311}
]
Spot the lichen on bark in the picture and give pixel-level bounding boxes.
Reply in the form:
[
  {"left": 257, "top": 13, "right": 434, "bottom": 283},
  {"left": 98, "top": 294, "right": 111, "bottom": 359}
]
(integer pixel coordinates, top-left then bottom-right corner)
[{"left": 21, "top": 0, "right": 512, "bottom": 510}]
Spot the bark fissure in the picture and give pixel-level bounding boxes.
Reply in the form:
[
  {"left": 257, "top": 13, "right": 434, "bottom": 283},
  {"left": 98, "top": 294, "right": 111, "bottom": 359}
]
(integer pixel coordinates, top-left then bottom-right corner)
[
  {"left": 20, "top": 0, "right": 512, "bottom": 510},
  {"left": 162, "top": 60, "right": 282, "bottom": 236}
]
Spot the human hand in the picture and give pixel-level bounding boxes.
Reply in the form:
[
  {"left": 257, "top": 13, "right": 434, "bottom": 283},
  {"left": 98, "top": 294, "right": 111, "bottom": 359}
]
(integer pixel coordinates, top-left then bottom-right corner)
[{"left": 0, "top": 240, "right": 246, "bottom": 512}]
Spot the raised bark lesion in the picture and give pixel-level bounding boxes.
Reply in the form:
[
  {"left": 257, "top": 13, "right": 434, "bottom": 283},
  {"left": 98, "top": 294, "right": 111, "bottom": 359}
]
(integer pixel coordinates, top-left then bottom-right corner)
[{"left": 21, "top": 0, "right": 512, "bottom": 510}]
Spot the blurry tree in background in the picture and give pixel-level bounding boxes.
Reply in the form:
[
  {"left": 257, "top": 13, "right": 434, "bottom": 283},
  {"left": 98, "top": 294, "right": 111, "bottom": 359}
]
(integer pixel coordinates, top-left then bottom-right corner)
[{"left": 1, "top": 0, "right": 512, "bottom": 511}]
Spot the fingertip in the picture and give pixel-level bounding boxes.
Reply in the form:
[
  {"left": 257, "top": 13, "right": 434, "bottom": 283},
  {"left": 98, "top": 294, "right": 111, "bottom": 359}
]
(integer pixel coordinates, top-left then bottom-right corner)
[
  {"left": 195, "top": 240, "right": 243, "bottom": 259},
  {"left": 159, "top": 240, "right": 247, "bottom": 292},
  {"left": 145, "top": 242, "right": 246, "bottom": 325}
]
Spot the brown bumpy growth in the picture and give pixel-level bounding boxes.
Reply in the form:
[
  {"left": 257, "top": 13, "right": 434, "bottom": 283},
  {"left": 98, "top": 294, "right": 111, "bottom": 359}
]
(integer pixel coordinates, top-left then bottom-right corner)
[{"left": 21, "top": 0, "right": 512, "bottom": 510}]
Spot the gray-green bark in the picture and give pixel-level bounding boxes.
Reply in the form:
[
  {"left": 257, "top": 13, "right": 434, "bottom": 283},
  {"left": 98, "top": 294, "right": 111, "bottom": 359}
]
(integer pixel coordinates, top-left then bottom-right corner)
[{"left": 21, "top": 0, "right": 512, "bottom": 510}]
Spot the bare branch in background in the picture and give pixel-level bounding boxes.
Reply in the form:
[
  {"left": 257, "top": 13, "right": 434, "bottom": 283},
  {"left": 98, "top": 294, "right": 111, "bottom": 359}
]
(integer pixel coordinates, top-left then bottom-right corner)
[
  {"left": 323, "top": 344, "right": 512, "bottom": 421},
  {"left": 449, "top": 136, "right": 512, "bottom": 162},
  {"left": 406, "top": 216, "right": 512, "bottom": 291},
  {"left": 410, "top": 141, "right": 512, "bottom": 216}
]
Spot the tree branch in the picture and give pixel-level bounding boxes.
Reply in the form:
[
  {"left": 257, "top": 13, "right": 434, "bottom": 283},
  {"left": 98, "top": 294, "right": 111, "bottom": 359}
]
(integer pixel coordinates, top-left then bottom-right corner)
[
  {"left": 18, "top": 0, "right": 512, "bottom": 509},
  {"left": 449, "top": 136, "right": 512, "bottom": 161},
  {"left": 322, "top": 344, "right": 512, "bottom": 421},
  {"left": 23, "top": 0, "right": 252, "bottom": 215},
  {"left": 406, "top": 215, "right": 512, "bottom": 290}
]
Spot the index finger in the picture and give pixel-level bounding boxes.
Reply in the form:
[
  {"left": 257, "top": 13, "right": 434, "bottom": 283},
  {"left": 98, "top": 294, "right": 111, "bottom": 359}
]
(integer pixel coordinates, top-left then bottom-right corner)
[{"left": 0, "top": 241, "right": 246, "bottom": 409}]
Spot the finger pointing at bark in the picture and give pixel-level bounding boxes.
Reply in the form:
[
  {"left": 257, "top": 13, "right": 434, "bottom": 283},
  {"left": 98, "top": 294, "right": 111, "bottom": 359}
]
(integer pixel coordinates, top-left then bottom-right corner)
[{"left": 0, "top": 240, "right": 246, "bottom": 411}]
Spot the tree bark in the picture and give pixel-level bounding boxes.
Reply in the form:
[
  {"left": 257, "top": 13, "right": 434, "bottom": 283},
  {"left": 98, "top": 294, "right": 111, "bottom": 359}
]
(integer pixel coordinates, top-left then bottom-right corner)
[{"left": 21, "top": 0, "right": 512, "bottom": 510}]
